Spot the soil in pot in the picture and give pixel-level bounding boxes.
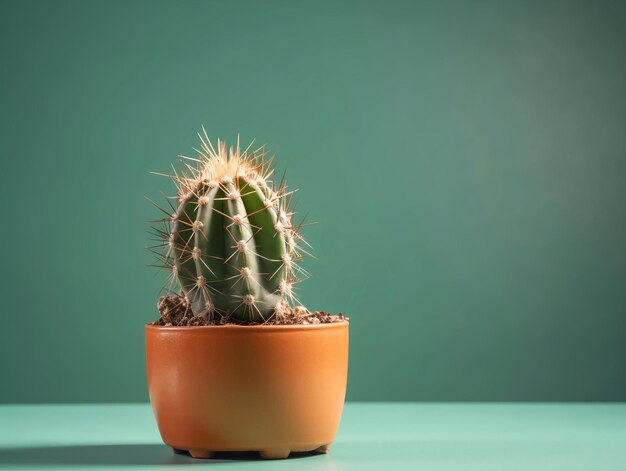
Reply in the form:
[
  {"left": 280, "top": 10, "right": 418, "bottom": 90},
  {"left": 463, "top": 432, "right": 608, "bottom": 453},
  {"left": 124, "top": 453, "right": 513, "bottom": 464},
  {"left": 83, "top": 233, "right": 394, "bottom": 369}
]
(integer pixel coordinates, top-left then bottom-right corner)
[{"left": 152, "top": 294, "right": 347, "bottom": 326}]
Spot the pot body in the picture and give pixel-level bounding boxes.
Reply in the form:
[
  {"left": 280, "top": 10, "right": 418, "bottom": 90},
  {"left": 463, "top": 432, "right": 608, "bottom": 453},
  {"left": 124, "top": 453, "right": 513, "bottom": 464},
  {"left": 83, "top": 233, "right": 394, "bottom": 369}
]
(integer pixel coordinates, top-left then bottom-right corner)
[{"left": 145, "top": 322, "right": 349, "bottom": 458}]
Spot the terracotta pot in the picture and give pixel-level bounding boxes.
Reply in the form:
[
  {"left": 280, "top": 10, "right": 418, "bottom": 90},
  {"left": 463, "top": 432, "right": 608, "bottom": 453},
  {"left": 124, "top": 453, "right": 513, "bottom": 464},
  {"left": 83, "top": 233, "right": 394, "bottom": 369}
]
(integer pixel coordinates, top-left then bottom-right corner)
[{"left": 145, "top": 322, "right": 349, "bottom": 459}]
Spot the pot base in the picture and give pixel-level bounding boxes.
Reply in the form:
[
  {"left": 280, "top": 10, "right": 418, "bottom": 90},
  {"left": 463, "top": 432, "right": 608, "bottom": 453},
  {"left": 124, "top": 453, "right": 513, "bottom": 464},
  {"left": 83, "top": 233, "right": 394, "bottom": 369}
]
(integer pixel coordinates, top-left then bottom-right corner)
[{"left": 171, "top": 443, "right": 331, "bottom": 460}]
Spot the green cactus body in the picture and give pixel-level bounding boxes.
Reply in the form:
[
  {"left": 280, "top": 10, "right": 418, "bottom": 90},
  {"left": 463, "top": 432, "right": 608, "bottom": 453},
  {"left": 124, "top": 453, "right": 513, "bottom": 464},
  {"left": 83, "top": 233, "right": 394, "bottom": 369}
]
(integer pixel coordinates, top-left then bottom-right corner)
[{"left": 162, "top": 136, "right": 303, "bottom": 323}]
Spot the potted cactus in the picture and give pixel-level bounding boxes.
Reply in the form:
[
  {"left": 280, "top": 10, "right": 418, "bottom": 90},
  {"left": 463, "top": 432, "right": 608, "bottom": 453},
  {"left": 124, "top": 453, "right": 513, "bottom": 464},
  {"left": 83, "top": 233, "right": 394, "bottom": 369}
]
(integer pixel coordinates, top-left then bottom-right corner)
[{"left": 145, "top": 129, "right": 349, "bottom": 460}]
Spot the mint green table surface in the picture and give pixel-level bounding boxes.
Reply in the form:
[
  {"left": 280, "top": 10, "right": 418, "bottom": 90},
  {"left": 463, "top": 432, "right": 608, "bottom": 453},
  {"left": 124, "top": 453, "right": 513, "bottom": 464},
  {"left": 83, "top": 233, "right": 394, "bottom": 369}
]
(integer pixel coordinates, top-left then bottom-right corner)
[{"left": 1, "top": 403, "right": 625, "bottom": 470}]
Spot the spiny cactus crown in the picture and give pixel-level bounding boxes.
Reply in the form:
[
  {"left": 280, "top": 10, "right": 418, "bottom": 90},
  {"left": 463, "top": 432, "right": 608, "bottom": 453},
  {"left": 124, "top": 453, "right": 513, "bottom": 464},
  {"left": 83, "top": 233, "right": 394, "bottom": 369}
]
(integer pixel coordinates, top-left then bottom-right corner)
[{"left": 150, "top": 129, "right": 310, "bottom": 323}]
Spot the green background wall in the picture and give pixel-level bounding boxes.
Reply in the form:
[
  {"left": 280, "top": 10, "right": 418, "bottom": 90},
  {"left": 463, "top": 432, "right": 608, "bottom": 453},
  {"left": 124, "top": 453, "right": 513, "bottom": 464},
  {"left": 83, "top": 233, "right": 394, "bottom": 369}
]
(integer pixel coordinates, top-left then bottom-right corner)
[{"left": 1, "top": 0, "right": 625, "bottom": 403}]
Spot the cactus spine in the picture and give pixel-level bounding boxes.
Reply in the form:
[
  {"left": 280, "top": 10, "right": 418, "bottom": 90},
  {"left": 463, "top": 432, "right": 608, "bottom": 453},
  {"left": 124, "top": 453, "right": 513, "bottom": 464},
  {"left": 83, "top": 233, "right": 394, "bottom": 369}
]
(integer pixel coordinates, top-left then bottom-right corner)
[{"left": 154, "top": 130, "right": 307, "bottom": 323}]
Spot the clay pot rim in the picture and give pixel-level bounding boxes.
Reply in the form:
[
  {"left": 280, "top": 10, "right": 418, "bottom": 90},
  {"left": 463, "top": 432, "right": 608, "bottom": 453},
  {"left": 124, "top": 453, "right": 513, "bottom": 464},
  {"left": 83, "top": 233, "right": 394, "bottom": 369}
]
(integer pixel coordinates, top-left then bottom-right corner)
[{"left": 145, "top": 321, "right": 348, "bottom": 332}]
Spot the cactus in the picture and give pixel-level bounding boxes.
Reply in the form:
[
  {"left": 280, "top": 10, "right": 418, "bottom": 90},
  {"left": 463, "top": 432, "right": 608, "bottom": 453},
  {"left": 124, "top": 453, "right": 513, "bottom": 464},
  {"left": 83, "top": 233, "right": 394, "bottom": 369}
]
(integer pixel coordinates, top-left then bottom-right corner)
[{"left": 150, "top": 130, "right": 308, "bottom": 323}]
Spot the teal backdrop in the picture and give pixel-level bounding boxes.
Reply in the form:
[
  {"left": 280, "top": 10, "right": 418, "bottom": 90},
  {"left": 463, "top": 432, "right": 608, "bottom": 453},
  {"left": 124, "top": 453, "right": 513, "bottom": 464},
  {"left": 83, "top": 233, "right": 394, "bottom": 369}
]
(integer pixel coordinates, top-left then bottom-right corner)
[{"left": 1, "top": 0, "right": 625, "bottom": 403}]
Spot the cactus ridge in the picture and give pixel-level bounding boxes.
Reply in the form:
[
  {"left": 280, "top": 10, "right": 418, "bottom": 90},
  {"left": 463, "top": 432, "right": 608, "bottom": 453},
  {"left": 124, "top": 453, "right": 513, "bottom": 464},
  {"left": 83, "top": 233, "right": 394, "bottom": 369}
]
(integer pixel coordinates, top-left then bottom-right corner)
[{"left": 150, "top": 129, "right": 308, "bottom": 323}]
